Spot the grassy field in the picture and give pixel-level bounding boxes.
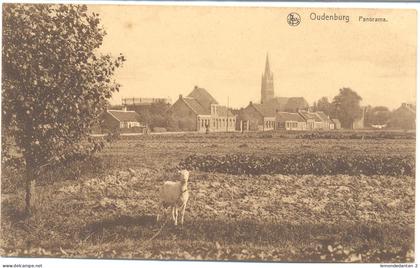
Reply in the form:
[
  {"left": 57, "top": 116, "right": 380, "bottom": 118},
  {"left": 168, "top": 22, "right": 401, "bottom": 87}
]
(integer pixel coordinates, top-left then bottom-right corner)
[{"left": 1, "top": 131, "right": 415, "bottom": 262}]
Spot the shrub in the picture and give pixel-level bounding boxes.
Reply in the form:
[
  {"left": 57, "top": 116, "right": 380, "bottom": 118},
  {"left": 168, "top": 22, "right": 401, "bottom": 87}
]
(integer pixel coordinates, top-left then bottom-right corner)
[
  {"left": 179, "top": 153, "right": 414, "bottom": 176},
  {"left": 295, "top": 131, "right": 415, "bottom": 140}
]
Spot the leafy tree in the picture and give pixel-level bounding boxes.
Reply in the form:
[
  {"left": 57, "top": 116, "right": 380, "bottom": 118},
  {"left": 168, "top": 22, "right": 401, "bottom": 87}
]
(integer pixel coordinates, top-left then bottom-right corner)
[
  {"left": 365, "top": 106, "right": 391, "bottom": 126},
  {"left": 311, "top": 101, "right": 317, "bottom": 112},
  {"left": 388, "top": 105, "right": 416, "bottom": 130},
  {"left": 150, "top": 103, "right": 171, "bottom": 129},
  {"left": 331, "top": 88, "right": 363, "bottom": 129},
  {"left": 2, "top": 4, "right": 125, "bottom": 214},
  {"left": 137, "top": 109, "right": 151, "bottom": 126},
  {"left": 314, "top": 97, "right": 333, "bottom": 117}
]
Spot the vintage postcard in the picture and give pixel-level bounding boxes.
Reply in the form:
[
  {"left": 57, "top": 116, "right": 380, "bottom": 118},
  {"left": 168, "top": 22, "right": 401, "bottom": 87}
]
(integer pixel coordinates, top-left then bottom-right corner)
[{"left": 1, "top": 2, "right": 416, "bottom": 266}]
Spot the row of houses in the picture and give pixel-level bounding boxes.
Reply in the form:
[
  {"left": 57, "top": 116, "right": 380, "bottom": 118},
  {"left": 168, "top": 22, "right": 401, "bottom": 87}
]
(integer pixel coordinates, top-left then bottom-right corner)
[
  {"left": 99, "top": 86, "right": 237, "bottom": 133},
  {"left": 99, "top": 55, "right": 340, "bottom": 133},
  {"left": 235, "top": 100, "right": 340, "bottom": 132},
  {"left": 98, "top": 86, "right": 342, "bottom": 133},
  {"left": 98, "top": 54, "right": 414, "bottom": 133},
  {"left": 232, "top": 54, "right": 340, "bottom": 131},
  {"left": 100, "top": 91, "right": 415, "bottom": 133}
]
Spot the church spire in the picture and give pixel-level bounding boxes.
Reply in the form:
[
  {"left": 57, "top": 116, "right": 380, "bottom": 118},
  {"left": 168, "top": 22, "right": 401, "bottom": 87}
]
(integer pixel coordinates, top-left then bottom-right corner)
[
  {"left": 261, "top": 52, "right": 274, "bottom": 104},
  {"left": 265, "top": 53, "right": 271, "bottom": 75}
]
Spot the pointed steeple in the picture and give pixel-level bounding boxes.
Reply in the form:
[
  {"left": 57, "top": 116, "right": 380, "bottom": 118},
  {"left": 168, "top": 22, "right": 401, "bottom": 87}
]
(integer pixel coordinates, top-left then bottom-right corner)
[
  {"left": 264, "top": 53, "right": 271, "bottom": 75},
  {"left": 261, "top": 52, "right": 274, "bottom": 104}
]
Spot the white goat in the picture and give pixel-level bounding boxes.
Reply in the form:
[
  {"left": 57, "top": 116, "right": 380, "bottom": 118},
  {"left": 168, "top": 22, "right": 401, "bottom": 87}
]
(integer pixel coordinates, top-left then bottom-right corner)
[{"left": 156, "top": 170, "right": 190, "bottom": 226}]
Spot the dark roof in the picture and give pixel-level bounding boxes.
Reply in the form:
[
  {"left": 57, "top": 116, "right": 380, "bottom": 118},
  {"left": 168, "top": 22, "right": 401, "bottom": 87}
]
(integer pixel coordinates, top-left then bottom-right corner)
[
  {"left": 264, "top": 97, "right": 289, "bottom": 112},
  {"left": 187, "top": 86, "right": 218, "bottom": 111},
  {"left": 284, "top": 97, "right": 309, "bottom": 112},
  {"left": 299, "top": 111, "right": 322, "bottom": 122},
  {"left": 276, "top": 112, "right": 306, "bottom": 122},
  {"left": 251, "top": 103, "right": 276, "bottom": 117},
  {"left": 316, "top": 112, "right": 335, "bottom": 124},
  {"left": 263, "top": 97, "right": 309, "bottom": 113},
  {"left": 315, "top": 111, "right": 330, "bottom": 121},
  {"left": 182, "top": 97, "right": 210, "bottom": 115},
  {"left": 107, "top": 110, "right": 140, "bottom": 122},
  {"left": 215, "top": 106, "right": 234, "bottom": 117}
]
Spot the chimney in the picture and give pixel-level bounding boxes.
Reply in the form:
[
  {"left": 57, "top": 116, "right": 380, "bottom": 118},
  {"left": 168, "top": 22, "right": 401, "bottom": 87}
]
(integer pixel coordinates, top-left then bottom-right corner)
[
  {"left": 179, "top": 94, "right": 183, "bottom": 100},
  {"left": 249, "top": 101, "right": 253, "bottom": 105}
]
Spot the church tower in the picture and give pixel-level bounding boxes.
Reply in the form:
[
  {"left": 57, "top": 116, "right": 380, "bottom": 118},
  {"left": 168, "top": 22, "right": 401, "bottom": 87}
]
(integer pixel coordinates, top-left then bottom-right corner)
[{"left": 261, "top": 53, "right": 274, "bottom": 104}]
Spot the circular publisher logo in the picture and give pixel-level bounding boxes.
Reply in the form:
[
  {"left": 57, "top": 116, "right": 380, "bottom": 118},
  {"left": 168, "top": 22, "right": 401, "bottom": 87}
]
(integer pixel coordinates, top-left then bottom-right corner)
[{"left": 287, "top": 12, "right": 301, "bottom": 26}]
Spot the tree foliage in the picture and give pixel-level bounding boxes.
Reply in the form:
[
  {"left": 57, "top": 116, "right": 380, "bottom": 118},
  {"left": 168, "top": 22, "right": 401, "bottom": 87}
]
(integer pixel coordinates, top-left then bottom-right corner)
[
  {"left": 364, "top": 106, "right": 391, "bottom": 127},
  {"left": 137, "top": 102, "right": 171, "bottom": 129},
  {"left": 313, "top": 97, "right": 333, "bottom": 117},
  {"left": 2, "top": 4, "right": 125, "bottom": 213},
  {"left": 388, "top": 106, "right": 416, "bottom": 130},
  {"left": 331, "top": 88, "right": 363, "bottom": 129}
]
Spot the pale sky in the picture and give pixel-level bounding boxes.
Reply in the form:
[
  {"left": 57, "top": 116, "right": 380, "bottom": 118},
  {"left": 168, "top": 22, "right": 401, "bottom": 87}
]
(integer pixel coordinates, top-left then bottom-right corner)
[{"left": 90, "top": 5, "right": 416, "bottom": 110}]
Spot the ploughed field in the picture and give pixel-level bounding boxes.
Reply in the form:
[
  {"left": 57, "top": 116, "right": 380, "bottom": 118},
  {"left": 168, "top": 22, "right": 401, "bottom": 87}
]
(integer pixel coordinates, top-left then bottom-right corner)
[{"left": 1, "top": 131, "right": 415, "bottom": 262}]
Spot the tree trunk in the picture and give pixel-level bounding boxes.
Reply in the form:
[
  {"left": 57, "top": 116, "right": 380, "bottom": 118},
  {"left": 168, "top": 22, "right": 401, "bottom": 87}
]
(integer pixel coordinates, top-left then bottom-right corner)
[{"left": 25, "top": 166, "right": 36, "bottom": 216}]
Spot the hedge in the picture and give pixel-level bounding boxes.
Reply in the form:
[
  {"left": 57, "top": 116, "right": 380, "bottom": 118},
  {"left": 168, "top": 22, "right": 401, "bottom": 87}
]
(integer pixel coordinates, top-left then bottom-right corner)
[{"left": 179, "top": 153, "right": 414, "bottom": 176}]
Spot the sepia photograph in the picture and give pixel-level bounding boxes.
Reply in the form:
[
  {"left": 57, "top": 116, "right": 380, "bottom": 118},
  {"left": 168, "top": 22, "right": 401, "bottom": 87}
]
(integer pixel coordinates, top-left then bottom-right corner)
[{"left": 0, "top": 2, "right": 417, "bottom": 265}]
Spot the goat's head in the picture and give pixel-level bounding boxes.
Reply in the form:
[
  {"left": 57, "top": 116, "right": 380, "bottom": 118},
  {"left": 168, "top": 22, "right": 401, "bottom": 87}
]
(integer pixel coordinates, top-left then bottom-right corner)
[{"left": 178, "top": 169, "right": 190, "bottom": 181}]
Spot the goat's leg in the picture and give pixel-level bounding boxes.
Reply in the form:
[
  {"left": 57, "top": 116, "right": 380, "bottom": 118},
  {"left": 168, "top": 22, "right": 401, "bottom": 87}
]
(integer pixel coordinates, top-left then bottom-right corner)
[
  {"left": 174, "top": 208, "right": 179, "bottom": 226},
  {"left": 180, "top": 201, "right": 187, "bottom": 226},
  {"left": 156, "top": 203, "right": 163, "bottom": 222},
  {"left": 171, "top": 207, "right": 175, "bottom": 221}
]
